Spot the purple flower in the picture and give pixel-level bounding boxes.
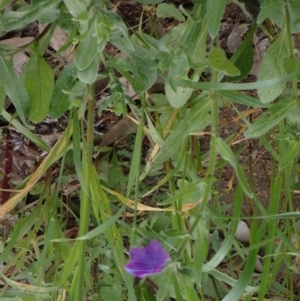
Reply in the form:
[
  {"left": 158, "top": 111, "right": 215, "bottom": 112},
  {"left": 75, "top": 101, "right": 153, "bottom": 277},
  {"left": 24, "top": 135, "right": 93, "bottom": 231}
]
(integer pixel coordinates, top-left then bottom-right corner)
[{"left": 125, "top": 240, "right": 169, "bottom": 278}]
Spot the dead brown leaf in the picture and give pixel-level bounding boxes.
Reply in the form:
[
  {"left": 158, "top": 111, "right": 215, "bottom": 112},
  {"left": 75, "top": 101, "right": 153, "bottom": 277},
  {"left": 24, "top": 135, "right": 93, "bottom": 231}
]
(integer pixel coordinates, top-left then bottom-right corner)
[
  {"left": 0, "top": 37, "right": 34, "bottom": 47},
  {"left": 100, "top": 112, "right": 137, "bottom": 147},
  {"left": 39, "top": 24, "right": 75, "bottom": 63}
]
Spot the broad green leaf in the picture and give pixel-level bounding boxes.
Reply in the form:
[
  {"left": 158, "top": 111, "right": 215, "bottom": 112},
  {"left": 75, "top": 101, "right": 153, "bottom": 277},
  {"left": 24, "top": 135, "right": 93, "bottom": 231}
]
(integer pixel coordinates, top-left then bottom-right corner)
[
  {"left": 169, "top": 48, "right": 189, "bottom": 77},
  {"left": 190, "top": 21, "right": 207, "bottom": 68},
  {"left": 165, "top": 73, "right": 195, "bottom": 108},
  {"left": 108, "top": 151, "right": 126, "bottom": 188},
  {"left": 152, "top": 214, "right": 170, "bottom": 232},
  {"left": 279, "top": 139, "right": 300, "bottom": 169},
  {"left": 207, "top": 0, "right": 226, "bottom": 38},
  {"left": 0, "top": 0, "right": 10, "bottom": 10},
  {"left": 154, "top": 98, "right": 212, "bottom": 163},
  {"left": 257, "top": 23, "right": 289, "bottom": 103},
  {"left": 288, "top": 5, "right": 300, "bottom": 33},
  {"left": 109, "top": 39, "right": 154, "bottom": 94},
  {"left": 0, "top": 52, "right": 29, "bottom": 125},
  {"left": 180, "top": 15, "right": 206, "bottom": 67},
  {"left": 50, "top": 63, "right": 77, "bottom": 118},
  {"left": 215, "top": 137, "right": 253, "bottom": 198},
  {"left": 283, "top": 57, "right": 300, "bottom": 80},
  {"left": 59, "top": 5, "right": 74, "bottom": 32},
  {"left": 157, "top": 270, "right": 173, "bottom": 301},
  {"left": 63, "top": 0, "right": 87, "bottom": 17},
  {"left": 286, "top": 105, "right": 300, "bottom": 126},
  {"left": 156, "top": 3, "right": 185, "bottom": 21},
  {"left": 228, "top": 24, "right": 256, "bottom": 82},
  {"left": 141, "top": 33, "right": 170, "bottom": 53},
  {"left": 207, "top": 46, "right": 240, "bottom": 76},
  {"left": 158, "top": 181, "right": 204, "bottom": 206},
  {"left": 1, "top": 0, "right": 61, "bottom": 31},
  {"left": 21, "top": 54, "right": 54, "bottom": 123},
  {"left": 257, "top": 0, "right": 278, "bottom": 24},
  {"left": 75, "top": 20, "right": 98, "bottom": 71},
  {"left": 130, "top": 44, "right": 157, "bottom": 94},
  {"left": 100, "top": 279, "right": 123, "bottom": 301},
  {"left": 77, "top": 57, "right": 98, "bottom": 84},
  {"left": 244, "top": 97, "right": 296, "bottom": 138},
  {"left": 105, "top": 10, "right": 134, "bottom": 53},
  {"left": 289, "top": 0, "right": 300, "bottom": 14},
  {"left": 258, "top": 0, "right": 300, "bottom": 33},
  {"left": 37, "top": 7, "right": 60, "bottom": 24},
  {"left": 160, "top": 22, "right": 187, "bottom": 50}
]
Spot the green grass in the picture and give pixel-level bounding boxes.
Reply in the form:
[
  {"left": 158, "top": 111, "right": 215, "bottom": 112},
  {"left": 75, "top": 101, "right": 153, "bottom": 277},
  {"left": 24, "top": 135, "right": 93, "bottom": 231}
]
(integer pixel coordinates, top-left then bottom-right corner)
[{"left": 1, "top": 0, "right": 300, "bottom": 300}]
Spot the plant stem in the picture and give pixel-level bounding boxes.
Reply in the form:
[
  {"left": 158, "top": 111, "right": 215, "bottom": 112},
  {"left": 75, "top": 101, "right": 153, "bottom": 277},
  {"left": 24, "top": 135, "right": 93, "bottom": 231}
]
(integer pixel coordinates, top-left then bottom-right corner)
[
  {"left": 177, "top": 70, "right": 218, "bottom": 256},
  {"left": 132, "top": 94, "right": 145, "bottom": 244},
  {"left": 70, "top": 84, "right": 95, "bottom": 300},
  {"left": 283, "top": 1, "right": 298, "bottom": 99}
]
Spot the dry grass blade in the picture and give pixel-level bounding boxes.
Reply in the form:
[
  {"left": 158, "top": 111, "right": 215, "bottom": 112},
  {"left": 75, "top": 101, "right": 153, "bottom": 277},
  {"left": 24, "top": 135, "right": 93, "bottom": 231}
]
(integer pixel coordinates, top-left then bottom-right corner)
[{"left": 0, "top": 124, "right": 72, "bottom": 219}]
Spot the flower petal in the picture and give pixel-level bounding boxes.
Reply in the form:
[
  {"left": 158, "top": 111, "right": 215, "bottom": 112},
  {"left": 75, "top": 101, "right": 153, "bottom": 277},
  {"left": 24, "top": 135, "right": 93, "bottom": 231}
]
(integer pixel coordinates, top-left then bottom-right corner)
[{"left": 125, "top": 240, "right": 169, "bottom": 277}]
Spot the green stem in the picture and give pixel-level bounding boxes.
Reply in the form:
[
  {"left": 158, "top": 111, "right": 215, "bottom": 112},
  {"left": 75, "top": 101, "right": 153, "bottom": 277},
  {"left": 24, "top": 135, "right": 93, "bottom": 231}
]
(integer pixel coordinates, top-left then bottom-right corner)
[
  {"left": 284, "top": 2, "right": 293, "bottom": 59},
  {"left": 71, "top": 84, "right": 95, "bottom": 300},
  {"left": 283, "top": 1, "right": 298, "bottom": 100},
  {"left": 86, "top": 84, "right": 96, "bottom": 167},
  {"left": 199, "top": 74, "right": 218, "bottom": 212},
  {"left": 177, "top": 71, "right": 218, "bottom": 257},
  {"left": 131, "top": 94, "right": 145, "bottom": 244},
  {"left": 173, "top": 277, "right": 184, "bottom": 301}
]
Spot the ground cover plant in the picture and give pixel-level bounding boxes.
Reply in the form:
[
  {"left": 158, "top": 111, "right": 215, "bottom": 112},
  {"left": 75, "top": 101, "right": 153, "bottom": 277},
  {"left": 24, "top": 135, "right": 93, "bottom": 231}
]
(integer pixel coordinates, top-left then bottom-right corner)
[{"left": 1, "top": 0, "right": 300, "bottom": 300}]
